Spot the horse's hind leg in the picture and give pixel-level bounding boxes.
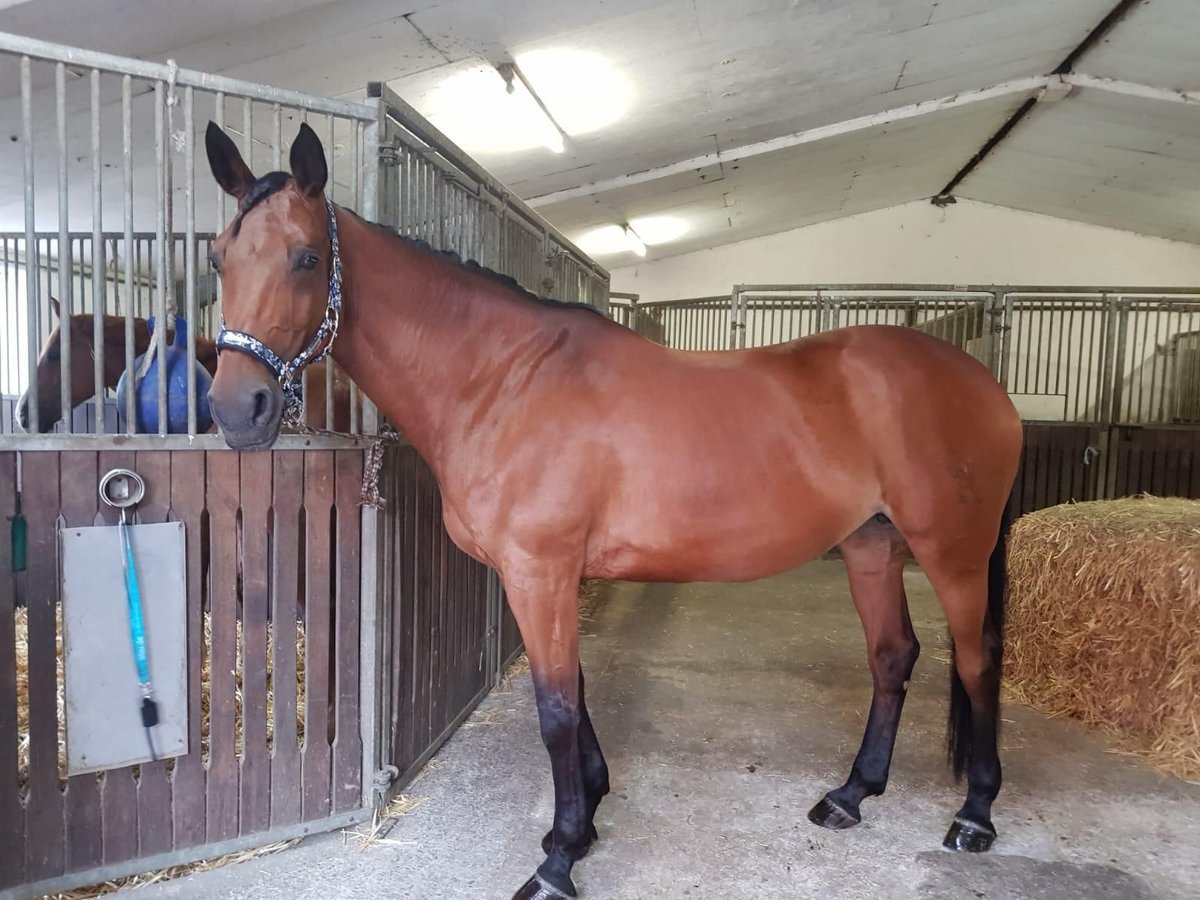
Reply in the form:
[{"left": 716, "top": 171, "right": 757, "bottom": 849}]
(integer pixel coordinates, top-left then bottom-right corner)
[
  {"left": 910, "top": 543, "right": 1003, "bottom": 852},
  {"left": 916, "top": 556, "right": 1003, "bottom": 854},
  {"left": 809, "top": 515, "right": 919, "bottom": 830}
]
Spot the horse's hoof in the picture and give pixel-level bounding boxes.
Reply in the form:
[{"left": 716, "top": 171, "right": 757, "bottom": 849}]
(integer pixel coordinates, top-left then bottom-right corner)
[
  {"left": 542, "top": 824, "right": 598, "bottom": 857},
  {"left": 807, "top": 796, "right": 861, "bottom": 830},
  {"left": 512, "top": 873, "right": 576, "bottom": 900},
  {"left": 943, "top": 818, "right": 996, "bottom": 852}
]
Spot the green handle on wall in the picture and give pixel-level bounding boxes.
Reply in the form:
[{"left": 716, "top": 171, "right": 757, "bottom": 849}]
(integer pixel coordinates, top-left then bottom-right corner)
[{"left": 9, "top": 491, "right": 25, "bottom": 573}]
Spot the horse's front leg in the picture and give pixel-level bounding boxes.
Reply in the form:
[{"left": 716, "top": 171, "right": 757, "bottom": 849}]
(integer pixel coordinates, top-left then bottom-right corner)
[{"left": 506, "top": 569, "right": 592, "bottom": 899}]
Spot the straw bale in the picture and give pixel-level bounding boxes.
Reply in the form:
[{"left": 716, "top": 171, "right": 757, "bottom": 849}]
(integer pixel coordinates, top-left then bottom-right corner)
[{"left": 1006, "top": 495, "right": 1200, "bottom": 781}]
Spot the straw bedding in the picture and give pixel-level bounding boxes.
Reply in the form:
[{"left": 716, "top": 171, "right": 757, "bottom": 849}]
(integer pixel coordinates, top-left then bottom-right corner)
[
  {"left": 1006, "top": 495, "right": 1200, "bottom": 782},
  {"left": 14, "top": 609, "right": 307, "bottom": 788}
]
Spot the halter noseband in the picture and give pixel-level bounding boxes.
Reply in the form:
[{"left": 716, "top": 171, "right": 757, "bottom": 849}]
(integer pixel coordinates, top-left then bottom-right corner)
[{"left": 215, "top": 196, "right": 343, "bottom": 425}]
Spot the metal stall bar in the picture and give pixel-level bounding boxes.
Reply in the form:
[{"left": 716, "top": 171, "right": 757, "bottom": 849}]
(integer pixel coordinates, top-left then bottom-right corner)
[
  {"left": 90, "top": 70, "right": 105, "bottom": 432},
  {"left": 154, "top": 80, "right": 168, "bottom": 435},
  {"left": 122, "top": 75, "right": 136, "bottom": 433},
  {"left": 21, "top": 56, "right": 39, "bottom": 433},
  {"left": 184, "top": 86, "right": 198, "bottom": 435}
]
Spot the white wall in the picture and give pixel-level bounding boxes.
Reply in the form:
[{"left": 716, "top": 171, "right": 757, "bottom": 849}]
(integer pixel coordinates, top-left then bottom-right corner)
[{"left": 609, "top": 200, "right": 1200, "bottom": 301}]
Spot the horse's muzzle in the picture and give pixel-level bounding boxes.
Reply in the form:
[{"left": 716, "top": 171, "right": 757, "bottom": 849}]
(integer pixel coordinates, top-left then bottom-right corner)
[
  {"left": 13, "top": 394, "right": 49, "bottom": 433},
  {"left": 209, "top": 380, "right": 284, "bottom": 451}
]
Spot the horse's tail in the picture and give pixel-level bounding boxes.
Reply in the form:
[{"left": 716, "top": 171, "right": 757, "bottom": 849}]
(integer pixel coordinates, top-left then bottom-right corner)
[{"left": 947, "top": 503, "right": 1010, "bottom": 780}]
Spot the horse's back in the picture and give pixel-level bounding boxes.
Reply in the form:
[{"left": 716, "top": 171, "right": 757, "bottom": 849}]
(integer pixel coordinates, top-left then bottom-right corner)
[{"left": 579, "top": 324, "right": 1019, "bottom": 582}]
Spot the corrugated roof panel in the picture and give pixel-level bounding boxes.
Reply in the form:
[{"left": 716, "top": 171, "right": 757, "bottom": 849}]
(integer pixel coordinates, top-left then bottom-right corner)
[
  {"left": 547, "top": 91, "right": 1034, "bottom": 261},
  {"left": 1082, "top": 0, "right": 1200, "bottom": 92},
  {"left": 961, "top": 87, "right": 1200, "bottom": 242}
]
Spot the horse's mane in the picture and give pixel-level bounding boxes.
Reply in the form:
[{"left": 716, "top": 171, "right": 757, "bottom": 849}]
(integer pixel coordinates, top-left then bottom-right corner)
[
  {"left": 383, "top": 227, "right": 607, "bottom": 319},
  {"left": 232, "top": 171, "right": 608, "bottom": 319}
]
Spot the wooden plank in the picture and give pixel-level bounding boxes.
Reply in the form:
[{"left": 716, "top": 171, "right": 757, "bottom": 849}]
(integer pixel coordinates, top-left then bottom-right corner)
[
  {"left": 269, "top": 452, "right": 302, "bottom": 828},
  {"left": 1032, "top": 428, "right": 1051, "bottom": 512},
  {"left": 168, "top": 451, "right": 207, "bottom": 849},
  {"left": 301, "top": 451, "right": 333, "bottom": 821},
  {"left": 132, "top": 450, "right": 174, "bottom": 858},
  {"left": 1006, "top": 429, "right": 1025, "bottom": 520},
  {"left": 430, "top": 473, "right": 446, "bottom": 739},
  {"left": 96, "top": 449, "right": 139, "bottom": 866},
  {"left": 412, "top": 458, "right": 434, "bottom": 757},
  {"left": 205, "top": 451, "right": 240, "bottom": 841},
  {"left": 0, "top": 452, "right": 24, "bottom": 889},
  {"left": 1018, "top": 425, "right": 1038, "bottom": 516},
  {"left": 399, "top": 448, "right": 419, "bottom": 770},
  {"left": 1165, "top": 433, "right": 1187, "bottom": 497},
  {"left": 22, "top": 450, "right": 65, "bottom": 879},
  {"left": 332, "top": 450, "right": 363, "bottom": 813},
  {"left": 59, "top": 452, "right": 104, "bottom": 874},
  {"left": 1187, "top": 430, "right": 1200, "bottom": 499},
  {"left": 1078, "top": 428, "right": 1094, "bottom": 502},
  {"left": 1114, "top": 428, "right": 1135, "bottom": 498},
  {"left": 1048, "top": 427, "right": 1068, "bottom": 505},
  {"left": 238, "top": 452, "right": 272, "bottom": 835},
  {"left": 389, "top": 448, "right": 414, "bottom": 775}
]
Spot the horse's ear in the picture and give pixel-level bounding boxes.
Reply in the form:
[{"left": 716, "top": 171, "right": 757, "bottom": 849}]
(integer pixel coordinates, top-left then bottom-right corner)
[
  {"left": 289, "top": 122, "right": 327, "bottom": 199},
  {"left": 205, "top": 121, "right": 256, "bottom": 201},
  {"left": 49, "top": 296, "right": 60, "bottom": 319}
]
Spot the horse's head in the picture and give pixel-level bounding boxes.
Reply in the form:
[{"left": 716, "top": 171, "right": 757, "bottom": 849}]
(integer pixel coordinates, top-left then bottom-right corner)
[
  {"left": 205, "top": 121, "right": 333, "bottom": 450},
  {"left": 15, "top": 298, "right": 94, "bottom": 433}
]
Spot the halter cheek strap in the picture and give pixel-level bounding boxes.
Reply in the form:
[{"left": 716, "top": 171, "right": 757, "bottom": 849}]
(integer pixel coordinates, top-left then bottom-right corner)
[{"left": 215, "top": 196, "right": 344, "bottom": 425}]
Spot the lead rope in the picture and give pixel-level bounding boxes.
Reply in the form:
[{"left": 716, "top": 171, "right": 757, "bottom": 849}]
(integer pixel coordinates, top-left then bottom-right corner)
[{"left": 283, "top": 415, "right": 401, "bottom": 509}]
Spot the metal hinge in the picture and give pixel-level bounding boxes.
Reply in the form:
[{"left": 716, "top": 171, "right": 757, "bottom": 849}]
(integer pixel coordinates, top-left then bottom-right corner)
[
  {"left": 372, "top": 764, "right": 399, "bottom": 796},
  {"left": 378, "top": 141, "right": 401, "bottom": 165}
]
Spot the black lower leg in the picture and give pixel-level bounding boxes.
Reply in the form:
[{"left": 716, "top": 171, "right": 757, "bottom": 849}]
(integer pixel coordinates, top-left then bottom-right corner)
[
  {"left": 544, "top": 667, "right": 608, "bottom": 855},
  {"left": 531, "top": 683, "right": 588, "bottom": 897},
  {"left": 945, "top": 665, "right": 1002, "bottom": 851},
  {"left": 810, "top": 639, "right": 919, "bottom": 829}
]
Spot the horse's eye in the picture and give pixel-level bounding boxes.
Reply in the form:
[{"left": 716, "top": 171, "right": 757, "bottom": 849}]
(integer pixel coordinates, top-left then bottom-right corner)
[{"left": 299, "top": 252, "right": 320, "bottom": 271}]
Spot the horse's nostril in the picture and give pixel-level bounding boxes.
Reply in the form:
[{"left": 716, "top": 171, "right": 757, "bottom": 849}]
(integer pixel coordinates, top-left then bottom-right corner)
[{"left": 250, "top": 387, "right": 273, "bottom": 426}]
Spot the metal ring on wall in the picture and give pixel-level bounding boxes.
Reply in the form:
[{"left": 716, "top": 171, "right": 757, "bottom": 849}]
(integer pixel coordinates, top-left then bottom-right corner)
[{"left": 99, "top": 468, "right": 146, "bottom": 509}]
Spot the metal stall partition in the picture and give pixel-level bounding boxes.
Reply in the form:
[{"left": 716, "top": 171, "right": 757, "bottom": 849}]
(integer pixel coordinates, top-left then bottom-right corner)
[
  {"left": 0, "top": 32, "right": 378, "bottom": 440},
  {"left": 0, "top": 32, "right": 385, "bottom": 899},
  {"left": 0, "top": 445, "right": 372, "bottom": 898},
  {"left": 728, "top": 286, "right": 1002, "bottom": 372}
]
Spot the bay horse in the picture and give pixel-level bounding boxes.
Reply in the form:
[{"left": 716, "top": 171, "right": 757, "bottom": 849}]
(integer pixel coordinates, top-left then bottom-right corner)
[
  {"left": 14, "top": 300, "right": 355, "bottom": 433},
  {"left": 204, "top": 122, "right": 1022, "bottom": 900}
]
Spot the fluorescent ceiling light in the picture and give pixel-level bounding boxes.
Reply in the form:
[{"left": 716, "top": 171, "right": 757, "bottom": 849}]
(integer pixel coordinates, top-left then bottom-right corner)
[
  {"left": 623, "top": 224, "right": 647, "bottom": 257},
  {"left": 577, "top": 215, "right": 689, "bottom": 258},
  {"left": 497, "top": 63, "right": 565, "bottom": 154},
  {"left": 425, "top": 49, "right": 633, "bottom": 156},
  {"left": 628, "top": 215, "right": 689, "bottom": 245}
]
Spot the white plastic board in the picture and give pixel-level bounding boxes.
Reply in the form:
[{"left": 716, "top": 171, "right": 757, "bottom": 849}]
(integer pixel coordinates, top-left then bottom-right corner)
[{"left": 61, "top": 521, "right": 188, "bottom": 774}]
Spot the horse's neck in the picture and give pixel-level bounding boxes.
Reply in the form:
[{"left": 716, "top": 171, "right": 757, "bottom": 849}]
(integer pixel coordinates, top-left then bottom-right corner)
[
  {"left": 195, "top": 337, "right": 219, "bottom": 375},
  {"left": 332, "top": 213, "right": 546, "bottom": 463}
]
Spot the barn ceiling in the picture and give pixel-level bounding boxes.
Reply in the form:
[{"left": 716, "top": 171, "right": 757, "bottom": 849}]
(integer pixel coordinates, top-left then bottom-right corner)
[{"left": 0, "top": 0, "right": 1196, "bottom": 263}]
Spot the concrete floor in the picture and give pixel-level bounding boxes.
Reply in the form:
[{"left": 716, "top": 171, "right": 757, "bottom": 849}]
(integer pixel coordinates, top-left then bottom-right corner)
[{"left": 139, "top": 562, "right": 1200, "bottom": 899}]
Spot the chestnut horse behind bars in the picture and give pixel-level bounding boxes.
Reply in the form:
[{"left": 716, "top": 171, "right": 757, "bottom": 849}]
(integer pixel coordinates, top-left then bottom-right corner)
[
  {"left": 15, "top": 302, "right": 356, "bottom": 434},
  {"left": 204, "top": 123, "right": 1022, "bottom": 900}
]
